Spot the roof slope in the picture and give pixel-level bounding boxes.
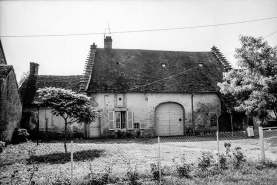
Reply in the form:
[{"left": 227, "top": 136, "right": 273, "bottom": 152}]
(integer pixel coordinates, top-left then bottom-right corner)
[
  {"left": 20, "top": 75, "right": 82, "bottom": 105},
  {"left": 87, "top": 49, "right": 225, "bottom": 93},
  {"left": 36, "top": 75, "right": 82, "bottom": 92}
]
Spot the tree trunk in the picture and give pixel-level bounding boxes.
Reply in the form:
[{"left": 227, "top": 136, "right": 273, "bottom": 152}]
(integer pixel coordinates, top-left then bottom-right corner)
[{"left": 64, "top": 121, "right": 68, "bottom": 154}]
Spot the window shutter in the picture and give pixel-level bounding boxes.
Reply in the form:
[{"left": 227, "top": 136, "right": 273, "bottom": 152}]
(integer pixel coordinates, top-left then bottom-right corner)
[
  {"left": 108, "top": 111, "right": 115, "bottom": 130},
  {"left": 127, "top": 111, "right": 134, "bottom": 130}
]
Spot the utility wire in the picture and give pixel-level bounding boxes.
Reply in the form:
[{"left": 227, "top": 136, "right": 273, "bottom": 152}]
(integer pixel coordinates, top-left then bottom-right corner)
[
  {"left": 224, "top": 29, "right": 277, "bottom": 56},
  {"left": 129, "top": 66, "right": 199, "bottom": 91},
  {"left": 1, "top": 16, "right": 277, "bottom": 38}
]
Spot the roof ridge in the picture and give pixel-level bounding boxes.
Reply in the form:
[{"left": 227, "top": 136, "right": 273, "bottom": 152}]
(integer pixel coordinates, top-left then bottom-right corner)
[{"left": 97, "top": 48, "right": 213, "bottom": 53}]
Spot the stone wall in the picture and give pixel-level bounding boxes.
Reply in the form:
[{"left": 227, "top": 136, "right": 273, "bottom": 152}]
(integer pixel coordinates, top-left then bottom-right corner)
[{"left": 0, "top": 70, "right": 22, "bottom": 142}]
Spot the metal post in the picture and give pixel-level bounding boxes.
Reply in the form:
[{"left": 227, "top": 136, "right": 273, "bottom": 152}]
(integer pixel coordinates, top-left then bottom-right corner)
[
  {"left": 158, "top": 136, "right": 161, "bottom": 184},
  {"left": 71, "top": 141, "right": 74, "bottom": 184},
  {"left": 259, "top": 126, "right": 265, "bottom": 162}
]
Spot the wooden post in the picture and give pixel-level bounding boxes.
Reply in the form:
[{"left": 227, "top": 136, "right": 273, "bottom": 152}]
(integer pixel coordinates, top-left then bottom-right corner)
[
  {"left": 36, "top": 105, "right": 40, "bottom": 146},
  {"left": 259, "top": 126, "right": 265, "bottom": 162},
  {"left": 158, "top": 137, "right": 161, "bottom": 184},
  {"left": 71, "top": 141, "right": 74, "bottom": 184},
  {"left": 217, "top": 116, "right": 220, "bottom": 169}
]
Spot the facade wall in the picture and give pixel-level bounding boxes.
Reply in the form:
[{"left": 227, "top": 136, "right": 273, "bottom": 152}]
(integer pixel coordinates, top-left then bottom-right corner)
[
  {"left": 88, "top": 92, "right": 221, "bottom": 137},
  {"left": 37, "top": 108, "right": 83, "bottom": 134},
  {"left": 0, "top": 71, "right": 22, "bottom": 142}
]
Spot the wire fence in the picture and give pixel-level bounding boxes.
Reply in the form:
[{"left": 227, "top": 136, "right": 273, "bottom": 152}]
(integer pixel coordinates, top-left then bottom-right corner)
[{"left": 1, "top": 129, "right": 277, "bottom": 184}]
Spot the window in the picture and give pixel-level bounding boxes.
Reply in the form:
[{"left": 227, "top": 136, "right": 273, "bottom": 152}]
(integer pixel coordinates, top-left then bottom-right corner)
[
  {"left": 116, "top": 111, "right": 126, "bottom": 129},
  {"left": 109, "top": 111, "right": 133, "bottom": 130},
  {"left": 209, "top": 112, "right": 217, "bottom": 126},
  {"left": 134, "top": 123, "right": 140, "bottom": 129}
]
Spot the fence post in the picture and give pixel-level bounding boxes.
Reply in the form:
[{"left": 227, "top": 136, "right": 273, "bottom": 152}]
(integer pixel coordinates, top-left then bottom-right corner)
[
  {"left": 259, "top": 126, "right": 265, "bottom": 162},
  {"left": 217, "top": 117, "right": 220, "bottom": 169},
  {"left": 71, "top": 140, "right": 74, "bottom": 185},
  {"left": 158, "top": 136, "right": 161, "bottom": 184},
  {"left": 217, "top": 131, "right": 220, "bottom": 169}
]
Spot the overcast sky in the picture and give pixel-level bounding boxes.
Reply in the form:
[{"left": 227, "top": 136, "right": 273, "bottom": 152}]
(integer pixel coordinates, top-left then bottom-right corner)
[{"left": 1, "top": 0, "right": 277, "bottom": 81}]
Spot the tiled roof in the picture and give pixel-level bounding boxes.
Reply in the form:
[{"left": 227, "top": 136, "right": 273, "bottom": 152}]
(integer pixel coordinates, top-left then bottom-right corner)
[
  {"left": 37, "top": 75, "right": 82, "bottom": 92},
  {"left": 87, "top": 48, "right": 226, "bottom": 93},
  {"left": 20, "top": 75, "right": 82, "bottom": 105}
]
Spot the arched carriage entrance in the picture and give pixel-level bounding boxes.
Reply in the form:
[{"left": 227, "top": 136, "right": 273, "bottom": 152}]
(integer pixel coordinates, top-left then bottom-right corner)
[{"left": 155, "top": 102, "right": 184, "bottom": 136}]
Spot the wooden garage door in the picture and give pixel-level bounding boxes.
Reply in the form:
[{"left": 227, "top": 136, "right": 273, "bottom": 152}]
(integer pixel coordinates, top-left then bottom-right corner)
[{"left": 156, "top": 103, "right": 184, "bottom": 136}]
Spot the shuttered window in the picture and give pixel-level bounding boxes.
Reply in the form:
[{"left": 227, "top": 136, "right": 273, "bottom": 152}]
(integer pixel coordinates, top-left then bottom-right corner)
[
  {"left": 127, "top": 111, "right": 134, "bottom": 130},
  {"left": 108, "top": 111, "right": 115, "bottom": 130}
]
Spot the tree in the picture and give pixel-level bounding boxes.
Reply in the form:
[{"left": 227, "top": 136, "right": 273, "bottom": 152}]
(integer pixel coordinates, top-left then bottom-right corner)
[
  {"left": 218, "top": 36, "right": 277, "bottom": 123},
  {"left": 37, "top": 87, "right": 99, "bottom": 153}
]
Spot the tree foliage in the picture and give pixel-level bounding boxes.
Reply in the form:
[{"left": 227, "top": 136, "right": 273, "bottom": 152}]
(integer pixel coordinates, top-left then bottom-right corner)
[
  {"left": 218, "top": 36, "right": 277, "bottom": 122},
  {"left": 37, "top": 87, "right": 99, "bottom": 152}
]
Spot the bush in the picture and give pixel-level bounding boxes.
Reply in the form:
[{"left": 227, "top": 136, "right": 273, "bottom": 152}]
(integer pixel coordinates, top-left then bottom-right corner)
[
  {"left": 0, "top": 141, "right": 5, "bottom": 153},
  {"left": 197, "top": 151, "right": 214, "bottom": 171},
  {"left": 150, "top": 163, "right": 164, "bottom": 181},
  {"left": 173, "top": 157, "right": 193, "bottom": 178},
  {"left": 232, "top": 146, "right": 246, "bottom": 169},
  {"left": 12, "top": 128, "right": 29, "bottom": 144},
  {"left": 255, "top": 159, "right": 277, "bottom": 170},
  {"left": 126, "top": 164, "right": 141, "bottom": 185}
]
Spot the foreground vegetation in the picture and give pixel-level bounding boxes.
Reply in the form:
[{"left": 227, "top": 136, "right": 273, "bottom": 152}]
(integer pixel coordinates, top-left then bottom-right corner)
[{"left": 1, "top": 140, "right": 277, "bottom": 185}]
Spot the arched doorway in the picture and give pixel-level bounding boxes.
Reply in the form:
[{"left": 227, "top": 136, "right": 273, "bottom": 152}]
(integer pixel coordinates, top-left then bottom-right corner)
[{"left": 155, "top": 102, "right": 184, "bottom": 136}]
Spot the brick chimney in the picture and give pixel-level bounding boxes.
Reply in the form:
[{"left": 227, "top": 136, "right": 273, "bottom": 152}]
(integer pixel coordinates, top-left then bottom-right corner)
[
  {"left": 91, "top": 42, "right": 97, "bottom": 49},
  {"left": 104, "top": 36, "right": 112, "bottom": 49},
  {"left": 30, "top": 62, "right": 39, "bottom": 75}
]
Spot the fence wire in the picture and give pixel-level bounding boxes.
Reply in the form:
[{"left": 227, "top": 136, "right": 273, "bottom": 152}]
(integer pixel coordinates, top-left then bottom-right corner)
[{"left": 1, "top": 130, "right": 277, "bottom": 184}]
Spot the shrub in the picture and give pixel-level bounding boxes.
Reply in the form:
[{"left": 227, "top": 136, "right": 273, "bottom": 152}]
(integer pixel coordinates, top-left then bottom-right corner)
[
  {"left": 12, "top": 128, "right": 29, "bottom": 144},
  {"left": 232, "top": 146, "right": 246, "bottom": 169},
  {"left": 126, "top": 164, "right": 141, "bottom": 185},
  {"left": 197, "top": 151, "right": 214, "bottom": 171},
  {"left": 0, "top": 141, "right": 5, "bottom": 153},
  {"left": 150, "top": 163, "right": 164, "bottom": 181},
  {"left": 219, "top": 153, "right": 228, "bottom": 170},
  {"left": 172, "top": 157, "right": 193, "bottom": 178},
  {"left": 255, "top": 159, "right": 277, "bottom": 170}
]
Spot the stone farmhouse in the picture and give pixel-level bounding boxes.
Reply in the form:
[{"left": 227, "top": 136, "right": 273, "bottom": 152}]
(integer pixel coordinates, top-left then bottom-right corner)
[
  {"left": 0, "top": 40, "right": 22, "bottom": 142},
  {"left": 20, "top": 36, "right": 238, "bottom": 139}
]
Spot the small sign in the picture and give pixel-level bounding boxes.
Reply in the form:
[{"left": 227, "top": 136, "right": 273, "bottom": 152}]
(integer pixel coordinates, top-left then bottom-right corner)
[{"left": 247, "top": 126, "right": 254, "bottom": 137}]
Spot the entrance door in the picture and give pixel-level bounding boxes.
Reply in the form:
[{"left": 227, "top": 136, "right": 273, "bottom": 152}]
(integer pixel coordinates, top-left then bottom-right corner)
[{"left": 156, "top": 103, "right": 184, "bottom": 136}]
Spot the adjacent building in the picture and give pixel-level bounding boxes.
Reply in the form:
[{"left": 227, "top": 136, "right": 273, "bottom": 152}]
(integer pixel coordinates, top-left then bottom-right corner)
[{"left": 0, "top": 40, "right": 22, "bottom": 142}]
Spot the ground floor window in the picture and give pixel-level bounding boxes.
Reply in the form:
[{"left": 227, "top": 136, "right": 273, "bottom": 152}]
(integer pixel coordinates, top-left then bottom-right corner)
[{"left": 116, "top": 111, "right": 126, "bottom": 129}]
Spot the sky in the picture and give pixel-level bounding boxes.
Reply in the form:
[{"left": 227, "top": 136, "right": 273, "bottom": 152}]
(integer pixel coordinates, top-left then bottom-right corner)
[{"left": 1, "top": 0, "right": 277, "bottom": 81}]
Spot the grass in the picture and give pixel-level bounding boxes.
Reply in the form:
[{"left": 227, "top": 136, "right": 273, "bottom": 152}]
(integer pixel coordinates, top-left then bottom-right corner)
[{"left": 0, "top": 136, "right": 277, "bottom": 184}]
